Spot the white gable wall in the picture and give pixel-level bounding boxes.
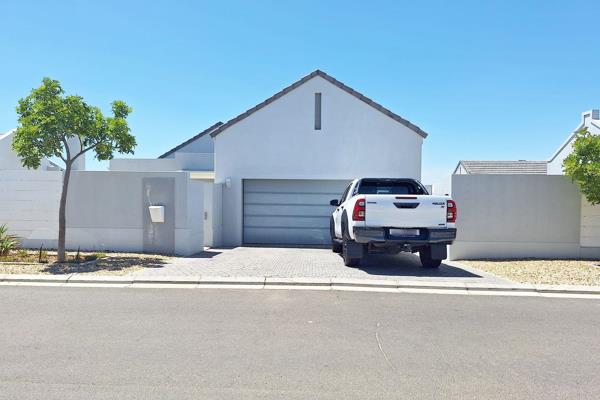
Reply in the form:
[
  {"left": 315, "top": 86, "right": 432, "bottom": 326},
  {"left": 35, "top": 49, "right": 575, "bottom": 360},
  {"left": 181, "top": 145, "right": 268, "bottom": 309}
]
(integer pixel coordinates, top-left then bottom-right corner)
[
  {"left": 548, "top": 110, "right": 600, "bottom": 175},
  {"left": 163, "top": 134, "right": 214, "bottom": 158},
  {"left": 214, "top": 75, "right": 423, "bottom": 246}
]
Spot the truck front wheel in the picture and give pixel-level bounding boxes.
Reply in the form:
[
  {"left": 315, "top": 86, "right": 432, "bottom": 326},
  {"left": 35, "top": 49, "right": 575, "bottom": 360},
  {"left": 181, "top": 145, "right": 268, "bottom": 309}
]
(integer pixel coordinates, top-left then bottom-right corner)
[{"left": 419, "top": 246, "right": 442, "bottom": 268}]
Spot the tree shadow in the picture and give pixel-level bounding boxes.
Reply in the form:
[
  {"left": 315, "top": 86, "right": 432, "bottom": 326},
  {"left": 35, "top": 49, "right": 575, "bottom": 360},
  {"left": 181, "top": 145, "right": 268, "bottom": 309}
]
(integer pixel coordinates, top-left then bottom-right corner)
[
  {"left": 353, "top": 252, "right": 482, "bottom": 278},
  {"left": 42, "top": 256, "right": 168, "bottom": 274}
]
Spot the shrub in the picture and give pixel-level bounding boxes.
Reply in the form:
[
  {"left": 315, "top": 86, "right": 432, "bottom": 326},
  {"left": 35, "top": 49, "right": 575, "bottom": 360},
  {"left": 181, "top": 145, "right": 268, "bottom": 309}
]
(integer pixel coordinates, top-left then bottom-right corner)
[{"left": 0, "top": 224, "right": 21, "bottom": 256}]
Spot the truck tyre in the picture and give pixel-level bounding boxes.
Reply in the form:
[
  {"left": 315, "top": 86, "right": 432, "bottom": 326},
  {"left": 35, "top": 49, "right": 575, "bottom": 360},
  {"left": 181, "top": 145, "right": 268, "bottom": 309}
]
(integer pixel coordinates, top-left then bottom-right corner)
[
  {"left": 330, "top": 217, "right": 342, "bottom": 253},
  {"left": 341, "top": 215, "right": 362, "bottom": 267},
  {"left": 419, "top": 246, "right": 442, "bottom": 268}
]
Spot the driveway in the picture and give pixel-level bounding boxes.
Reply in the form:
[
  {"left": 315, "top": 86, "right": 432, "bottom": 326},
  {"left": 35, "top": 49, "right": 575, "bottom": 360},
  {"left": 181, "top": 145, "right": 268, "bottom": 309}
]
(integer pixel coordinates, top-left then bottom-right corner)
[{"left": 130, "top": 247, "right": 510, "bottom": 284}]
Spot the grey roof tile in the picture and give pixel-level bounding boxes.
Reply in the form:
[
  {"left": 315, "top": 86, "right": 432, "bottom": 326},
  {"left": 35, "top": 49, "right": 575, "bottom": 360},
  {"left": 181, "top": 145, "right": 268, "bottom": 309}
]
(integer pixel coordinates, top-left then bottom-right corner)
[{"left": 457, "top": 160, "right": 548, "bottom": 175}]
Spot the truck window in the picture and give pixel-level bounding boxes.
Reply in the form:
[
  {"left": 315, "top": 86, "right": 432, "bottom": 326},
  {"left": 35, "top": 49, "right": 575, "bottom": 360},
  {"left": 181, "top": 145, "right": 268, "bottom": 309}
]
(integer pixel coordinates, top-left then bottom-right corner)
[{"left": 357, "top": 179, "right": 426, "bottom": 195}]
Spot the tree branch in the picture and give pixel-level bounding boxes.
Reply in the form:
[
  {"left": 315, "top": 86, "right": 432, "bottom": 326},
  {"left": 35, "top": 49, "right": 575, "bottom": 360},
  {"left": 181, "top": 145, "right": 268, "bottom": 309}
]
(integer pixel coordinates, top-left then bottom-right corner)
[{"left": 72, "top": 142, "right": 99, "bottom": 160}]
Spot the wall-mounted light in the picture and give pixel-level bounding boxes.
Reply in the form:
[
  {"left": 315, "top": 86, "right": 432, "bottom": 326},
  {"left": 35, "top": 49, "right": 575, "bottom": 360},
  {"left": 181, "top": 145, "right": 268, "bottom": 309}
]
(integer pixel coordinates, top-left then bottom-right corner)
[{"left": 225, "top": 178, "right": 232, "bottom": 189}]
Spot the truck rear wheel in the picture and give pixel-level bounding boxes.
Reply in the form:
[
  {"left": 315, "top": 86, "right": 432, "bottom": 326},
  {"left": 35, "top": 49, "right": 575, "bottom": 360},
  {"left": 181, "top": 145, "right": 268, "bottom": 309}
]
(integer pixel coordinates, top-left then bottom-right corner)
[
  {"left": 419, "top": 246, "right": 442, "bottom": 268},
  {"left": 341, "top": 215, "right": 363, "bottom": 267}
]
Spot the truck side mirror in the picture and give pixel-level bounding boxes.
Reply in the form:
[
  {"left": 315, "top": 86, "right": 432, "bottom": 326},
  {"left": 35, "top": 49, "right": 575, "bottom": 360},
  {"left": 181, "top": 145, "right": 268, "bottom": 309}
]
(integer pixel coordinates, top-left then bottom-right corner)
[{"left": 330, "top": 199, "right": 339, "bottom": 207}]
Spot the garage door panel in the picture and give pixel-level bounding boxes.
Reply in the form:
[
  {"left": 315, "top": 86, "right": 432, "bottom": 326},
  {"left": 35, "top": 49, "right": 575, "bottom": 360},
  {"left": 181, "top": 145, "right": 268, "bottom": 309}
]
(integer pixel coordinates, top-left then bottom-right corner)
[
  {"left": 244, "top": 204, "right": 333, "bottom": 217},
  {"left": 244, "top": 227, "right": 330, "bottom": 245},
  {"left": 244, "top": 192, "right": 339, "bottom": 206},
  {"left": 243, "top": 179, "right": 349, "bottom": 245},
  {"left": 245, "top": 179, "right": 347, "bottom": 194},
  {"left": 245, "top": 215, "right": 330, "bottom": 229}
]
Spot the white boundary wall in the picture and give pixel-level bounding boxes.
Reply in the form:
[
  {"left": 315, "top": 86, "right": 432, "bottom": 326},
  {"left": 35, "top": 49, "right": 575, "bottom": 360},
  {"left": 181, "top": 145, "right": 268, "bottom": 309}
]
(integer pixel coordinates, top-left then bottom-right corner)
[
  {"left": 450, "top": 174, "right": 600, "bottom": 260},
  {"left": 0, "top": 170, "right": 61, "bottom": 248},
  {"left": 1, "top": 170, "right": 207, "bottom": 255}
]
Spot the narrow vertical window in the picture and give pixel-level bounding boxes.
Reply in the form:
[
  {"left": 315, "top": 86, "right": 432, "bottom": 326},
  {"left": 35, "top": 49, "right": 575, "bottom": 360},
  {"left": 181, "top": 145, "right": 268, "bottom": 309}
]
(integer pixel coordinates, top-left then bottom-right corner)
[{"left": 314, "top": 93, "right": 322, "bottom": 130}]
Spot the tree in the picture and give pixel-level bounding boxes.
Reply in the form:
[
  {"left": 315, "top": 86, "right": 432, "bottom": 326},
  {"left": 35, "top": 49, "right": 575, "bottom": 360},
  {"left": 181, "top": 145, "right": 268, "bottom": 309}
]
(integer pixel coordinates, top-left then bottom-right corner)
[
  {"left": 563, "top": 128, "right": 600, "bottom": 205},
  {"left": 12, "top": 78, "right": 136, "bottom": 262}
]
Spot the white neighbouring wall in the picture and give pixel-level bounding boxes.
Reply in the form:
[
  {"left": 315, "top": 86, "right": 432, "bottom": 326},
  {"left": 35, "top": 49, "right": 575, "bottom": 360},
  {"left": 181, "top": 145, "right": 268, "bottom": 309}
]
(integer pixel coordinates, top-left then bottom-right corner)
[
  {"left": 214, "top": 75, "right": 424, "bottom": 246},
  {"left": 450, "top": 174, "right": 600, "bottom": 259}
]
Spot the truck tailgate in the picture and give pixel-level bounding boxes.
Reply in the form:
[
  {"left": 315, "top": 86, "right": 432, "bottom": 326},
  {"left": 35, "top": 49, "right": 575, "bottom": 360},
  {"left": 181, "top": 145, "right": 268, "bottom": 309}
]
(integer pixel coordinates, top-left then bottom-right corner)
[{"left": 364, "top": 195, "right": 447, "bottom": 228}]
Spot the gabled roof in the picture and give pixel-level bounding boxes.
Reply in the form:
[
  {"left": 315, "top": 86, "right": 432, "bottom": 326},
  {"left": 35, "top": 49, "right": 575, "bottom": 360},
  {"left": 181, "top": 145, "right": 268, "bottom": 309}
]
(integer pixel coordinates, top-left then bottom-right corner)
[
  {"left": 158, "top": 122, "right": 223, "bottom": 159},
  {"left": 454, "top": 160, "right": 548, "bottom": 175},
  {"left": 209, "top": 70, "right": 428, "bottom": 139}
]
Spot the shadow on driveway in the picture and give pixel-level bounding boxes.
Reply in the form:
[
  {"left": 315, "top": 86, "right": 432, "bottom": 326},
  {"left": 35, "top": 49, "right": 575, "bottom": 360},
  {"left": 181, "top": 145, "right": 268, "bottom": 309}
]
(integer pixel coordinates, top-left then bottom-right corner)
[{"left": 354, "top": 252, "right": 481, "bottom": 278}]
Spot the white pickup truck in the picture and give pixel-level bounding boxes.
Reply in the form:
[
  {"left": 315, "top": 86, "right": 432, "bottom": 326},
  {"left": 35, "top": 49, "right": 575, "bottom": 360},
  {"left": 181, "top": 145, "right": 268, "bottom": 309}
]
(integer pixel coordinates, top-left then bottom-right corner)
[{"left": 329, "top": 178, "right": 457, "bottom": 268}]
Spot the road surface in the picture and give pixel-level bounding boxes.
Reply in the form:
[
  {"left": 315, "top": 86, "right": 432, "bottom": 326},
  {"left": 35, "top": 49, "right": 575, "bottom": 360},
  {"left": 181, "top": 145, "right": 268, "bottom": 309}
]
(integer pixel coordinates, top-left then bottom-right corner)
[{"left": 1, "top": 286, "right": 599, "bottom": 399}]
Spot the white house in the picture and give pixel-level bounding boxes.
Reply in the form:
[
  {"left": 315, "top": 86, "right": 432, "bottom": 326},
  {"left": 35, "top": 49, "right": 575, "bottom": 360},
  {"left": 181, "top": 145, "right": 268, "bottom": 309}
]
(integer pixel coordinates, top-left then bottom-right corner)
[
  {"left": 0, "top": 130, "right": 62, "bottom": 171},
  {"left": 123, "top": 70, "right": 428, "bottom": 246},
  {"left": 2, "top": 70, "right": 429, "bottom": 253}
]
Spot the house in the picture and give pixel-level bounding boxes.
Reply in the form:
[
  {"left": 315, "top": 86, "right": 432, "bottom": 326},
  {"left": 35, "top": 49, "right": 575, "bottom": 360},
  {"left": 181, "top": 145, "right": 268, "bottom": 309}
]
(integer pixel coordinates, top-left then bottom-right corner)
[
  {"left": 0, "top": 130, "right": 62, "bottom": 171},
  {"left": 449, "top": 109, "right": 600, "bottom": 259},
  {"left": 112, "top": 70, "right": 429, "bottom": 247}
]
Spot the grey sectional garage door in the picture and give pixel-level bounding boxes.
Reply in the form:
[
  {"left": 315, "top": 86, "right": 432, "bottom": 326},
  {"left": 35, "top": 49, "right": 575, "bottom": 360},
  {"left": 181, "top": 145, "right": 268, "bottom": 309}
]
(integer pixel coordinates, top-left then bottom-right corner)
[{"left": 243, "top": 179, "right": 350, "bottom": 245}]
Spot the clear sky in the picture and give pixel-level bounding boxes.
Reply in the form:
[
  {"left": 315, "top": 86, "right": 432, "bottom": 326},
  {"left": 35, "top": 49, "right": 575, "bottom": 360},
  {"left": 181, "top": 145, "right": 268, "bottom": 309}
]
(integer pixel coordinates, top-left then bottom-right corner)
[{"left": 2, "top": 0, "right": 599, "bottom": 191}]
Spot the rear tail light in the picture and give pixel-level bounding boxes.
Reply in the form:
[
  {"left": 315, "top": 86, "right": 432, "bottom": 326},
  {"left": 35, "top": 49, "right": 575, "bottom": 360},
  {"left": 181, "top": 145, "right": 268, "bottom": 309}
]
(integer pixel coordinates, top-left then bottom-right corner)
[
  {"left": 446, "top": 200, "right": 457, "bottom": 223},
  {"left": 352, "top": 197, "right": 366, "bottom": 221}
]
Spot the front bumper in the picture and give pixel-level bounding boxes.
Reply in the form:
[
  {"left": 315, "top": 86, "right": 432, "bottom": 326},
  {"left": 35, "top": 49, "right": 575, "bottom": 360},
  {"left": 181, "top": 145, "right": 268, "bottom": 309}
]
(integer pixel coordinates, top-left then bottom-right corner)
[{"left": 353, "top": 227, "right": 457, "bottom": 245}]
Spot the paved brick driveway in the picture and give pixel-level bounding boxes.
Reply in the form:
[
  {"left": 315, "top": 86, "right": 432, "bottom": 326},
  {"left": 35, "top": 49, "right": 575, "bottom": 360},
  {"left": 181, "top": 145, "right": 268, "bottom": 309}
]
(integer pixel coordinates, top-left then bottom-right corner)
[{"left": 130, "top": 247, "right": 510, "bottom": 284}]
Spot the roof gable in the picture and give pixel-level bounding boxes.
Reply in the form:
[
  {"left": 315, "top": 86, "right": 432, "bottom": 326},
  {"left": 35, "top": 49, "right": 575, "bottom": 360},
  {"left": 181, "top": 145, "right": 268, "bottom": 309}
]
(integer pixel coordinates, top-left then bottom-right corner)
[
  {"left": 158, "top": 122, "right": 222, "bottom": 159},
  {"left": 210, "top": 70, "right": 427, "bottom": 139}
]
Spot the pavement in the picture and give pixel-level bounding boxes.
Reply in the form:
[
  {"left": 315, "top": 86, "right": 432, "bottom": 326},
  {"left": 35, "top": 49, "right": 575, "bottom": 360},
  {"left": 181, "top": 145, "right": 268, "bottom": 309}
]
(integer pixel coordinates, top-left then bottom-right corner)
[
  {"left": 1, "top": 286, "right": 599, "bottom": 399},
  {"left": 130, "top": 247, "right": 510, "bottom": 284}
]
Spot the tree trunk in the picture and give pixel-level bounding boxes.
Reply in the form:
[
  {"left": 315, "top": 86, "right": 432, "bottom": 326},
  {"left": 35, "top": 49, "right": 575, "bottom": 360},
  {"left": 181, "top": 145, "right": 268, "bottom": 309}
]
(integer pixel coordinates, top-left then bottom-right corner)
[{"left": 57, "top": 163, "right": 72, "bottom": 263}]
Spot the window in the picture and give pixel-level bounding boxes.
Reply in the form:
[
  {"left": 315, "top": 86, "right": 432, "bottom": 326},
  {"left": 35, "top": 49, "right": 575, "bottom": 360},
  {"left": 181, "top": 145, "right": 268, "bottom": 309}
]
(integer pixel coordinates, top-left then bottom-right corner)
[
  {"left": 314, "top": 93, "right": 322, "bottom": 130},
  {"left": 357, "top": 179, "right": 427, "bottom": 195},
  {"left": 339, "top": 183, "right": 351, "bottom": 203}
]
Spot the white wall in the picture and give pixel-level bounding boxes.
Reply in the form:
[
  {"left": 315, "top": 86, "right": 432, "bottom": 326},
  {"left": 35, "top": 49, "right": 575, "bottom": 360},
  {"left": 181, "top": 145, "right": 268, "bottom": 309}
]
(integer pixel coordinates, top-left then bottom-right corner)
[
  {"left": 164, "top": 134, "right": 214, "bottom": 156},
  {"left": 450, "top": 174, "right": 600, "bottom": 259},
  {"left": 580, "top": 198, "right": 600, "bottom": 247},
  {"left": 110, "top": 152, "right": 213, "bottom": 172},
  {"left": 214, "top": 75, "right": 424, "bottom": 246},
  {"left": 1, "top": 170, "right": 205, "bottom": 255},
  {"left": 0, "top": 170, "right": 62, "bottom": 248}
]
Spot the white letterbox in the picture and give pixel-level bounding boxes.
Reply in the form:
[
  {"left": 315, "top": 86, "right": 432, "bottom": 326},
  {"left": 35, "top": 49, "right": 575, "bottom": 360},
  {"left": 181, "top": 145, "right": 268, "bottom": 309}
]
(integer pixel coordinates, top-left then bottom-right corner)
[{"left": 148, "top": 205, "right": 165, "bottom": 223}]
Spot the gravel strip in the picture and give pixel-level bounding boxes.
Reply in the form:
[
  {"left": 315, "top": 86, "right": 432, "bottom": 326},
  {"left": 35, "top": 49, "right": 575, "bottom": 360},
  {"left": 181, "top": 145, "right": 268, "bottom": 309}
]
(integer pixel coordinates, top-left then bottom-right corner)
[
  {"left": 459, "top": 259, "right": 600, "bottom": 286},
  {"left": 0, "top": 251, "right": 171, "bottom": 276}
]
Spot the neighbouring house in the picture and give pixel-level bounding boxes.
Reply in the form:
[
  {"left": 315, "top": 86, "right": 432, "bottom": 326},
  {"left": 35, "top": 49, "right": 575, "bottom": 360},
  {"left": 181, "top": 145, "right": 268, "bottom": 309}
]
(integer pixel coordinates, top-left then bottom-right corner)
[
  {"left": 450, "top": 109, "right": 600, "bottom": 260},
  {"left": 0, "top": 130, "right": 62, "bottom": 171},
  {"left": 111, "top": 70, "right": 428, "bottom": 247},
  {"left": 453, "top": 160, "right": 547, "bottom": 175}
]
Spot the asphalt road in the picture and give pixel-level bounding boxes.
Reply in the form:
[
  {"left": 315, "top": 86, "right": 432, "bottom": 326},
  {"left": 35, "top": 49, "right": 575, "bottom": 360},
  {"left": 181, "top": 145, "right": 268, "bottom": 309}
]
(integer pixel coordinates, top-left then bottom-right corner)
[{"left": 1, "top": 287, "right": 599, "bottom": 399}]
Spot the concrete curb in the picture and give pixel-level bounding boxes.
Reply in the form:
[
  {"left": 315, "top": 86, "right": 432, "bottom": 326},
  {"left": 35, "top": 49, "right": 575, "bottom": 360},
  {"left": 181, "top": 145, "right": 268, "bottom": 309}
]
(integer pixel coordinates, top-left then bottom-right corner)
[{"left": 1, "top": 274, "right": 600, "bottom": 297}]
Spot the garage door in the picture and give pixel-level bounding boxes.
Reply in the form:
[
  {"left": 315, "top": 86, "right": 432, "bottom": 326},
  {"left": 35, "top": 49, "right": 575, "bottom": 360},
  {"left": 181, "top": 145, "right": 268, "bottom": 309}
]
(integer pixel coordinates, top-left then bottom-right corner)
[{"left": 243, "top": 179, "right": 350, "bottom": 245}]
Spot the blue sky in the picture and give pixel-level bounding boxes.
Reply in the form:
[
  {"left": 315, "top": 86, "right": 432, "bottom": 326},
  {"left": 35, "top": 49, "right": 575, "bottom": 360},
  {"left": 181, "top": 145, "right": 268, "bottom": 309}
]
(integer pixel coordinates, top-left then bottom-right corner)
[{"left": 1, "top": 0, "right": 599, "bottom": 190}]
